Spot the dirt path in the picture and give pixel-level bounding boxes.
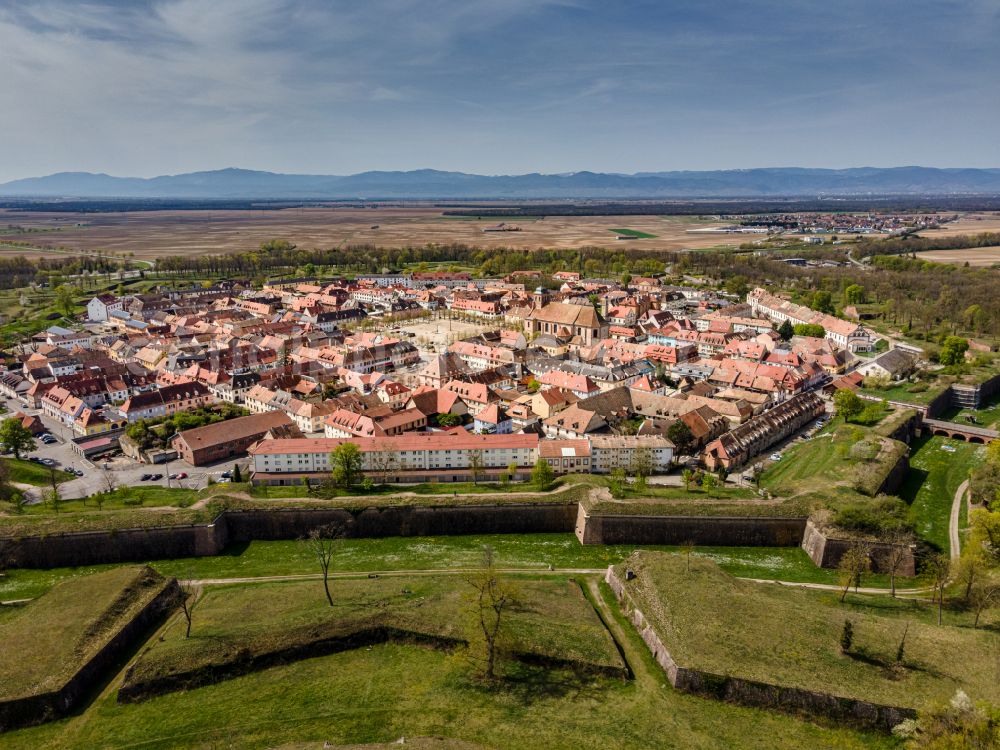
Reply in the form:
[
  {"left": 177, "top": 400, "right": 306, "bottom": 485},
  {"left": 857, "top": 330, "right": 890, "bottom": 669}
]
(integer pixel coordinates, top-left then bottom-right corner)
[
  {"left": 745, "top": 578, "right": 934, "bottom": 596},
  {"left": 949, "top": 479, "right": 969, "bottom": 561},
  {"left": 584, "top": 577, "right": 657, "bottom": 687},
  {"left": 183, "top": 567, "right": 606, "bottom": 586}
]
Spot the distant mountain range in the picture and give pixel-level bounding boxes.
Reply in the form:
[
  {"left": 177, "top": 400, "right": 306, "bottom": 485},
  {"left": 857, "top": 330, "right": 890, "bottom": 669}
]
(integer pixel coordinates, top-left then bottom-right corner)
[{"left": 3, "top": 167, "right": 1000, "bottom": 199}]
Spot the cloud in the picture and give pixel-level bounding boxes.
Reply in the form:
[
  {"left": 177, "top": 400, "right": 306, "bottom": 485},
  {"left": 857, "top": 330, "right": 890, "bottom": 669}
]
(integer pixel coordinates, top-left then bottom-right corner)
[{"left": 0, "top": 0, "right": 996, "bottom": 179}]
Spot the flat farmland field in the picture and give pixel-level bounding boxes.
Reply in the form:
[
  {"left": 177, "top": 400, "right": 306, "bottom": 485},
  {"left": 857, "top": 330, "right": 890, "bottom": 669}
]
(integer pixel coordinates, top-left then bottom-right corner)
[
  {"left": 921, "top": 212, "right": 1000, "bottom": 237},
  {"left": 916, "top": 245, "right": 1000, "bottom": 266},
  {"left": 0, "top": 207, "right": 737, "bottom": 259}
]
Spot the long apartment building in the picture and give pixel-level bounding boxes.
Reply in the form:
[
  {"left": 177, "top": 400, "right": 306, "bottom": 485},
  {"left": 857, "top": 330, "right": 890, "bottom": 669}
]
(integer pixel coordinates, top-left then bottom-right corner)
[
  {"left": 249, "top": 433, "right": 539, "bottom": 484},
  {"left": 746, "top": 288, "right": 873, "bottom": 352}
]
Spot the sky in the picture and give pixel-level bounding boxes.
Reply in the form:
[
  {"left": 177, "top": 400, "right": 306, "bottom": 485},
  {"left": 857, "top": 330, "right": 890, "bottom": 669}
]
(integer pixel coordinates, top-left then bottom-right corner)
[{"left": 1, "top": 0, "right": 998, "bottom": 181}]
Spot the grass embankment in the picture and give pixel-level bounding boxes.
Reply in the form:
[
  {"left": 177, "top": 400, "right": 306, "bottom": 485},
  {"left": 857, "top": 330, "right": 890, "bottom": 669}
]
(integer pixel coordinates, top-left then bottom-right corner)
[
  {"left": 1, "top": 641, "right": 890, "bottom": 750},
  {"left": 760, "top": 420, "right": 908, "bottom": 502},
  {"left": 615, "top": 552, "right": 999, "bottom": 712},
  {"left": 4, "top": 458, "right": 73, "bottom": 487},
  {"left": 0, "top": 534, "right": 887, "bottom": 602},
  {"left": 899, "top": 435, "right": 984, "bottom": 553},
  {"left": 0, "top": 566, "right": 171, "bottom": 701},
  {"left": 122, "top": 575, "right": 624, "bottom": 697}
]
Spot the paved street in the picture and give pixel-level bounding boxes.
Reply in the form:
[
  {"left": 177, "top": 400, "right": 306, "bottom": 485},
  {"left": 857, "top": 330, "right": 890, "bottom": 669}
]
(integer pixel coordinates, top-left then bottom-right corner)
[{"left": 3, "top": 397, "right": 248, "bottom": 500}]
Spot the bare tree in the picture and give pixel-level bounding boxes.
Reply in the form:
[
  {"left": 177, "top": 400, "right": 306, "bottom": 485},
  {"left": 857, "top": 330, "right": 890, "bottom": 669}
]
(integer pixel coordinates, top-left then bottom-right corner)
[
  {"left": 837, "top": 541, "right": 872, "bottom": 602},
  {"left": 927, "top": 553, "right": 951, "bottom": 626},
  {"left": 679, "top": 540, "right": 696, "bottom": 573},
  {"left": 368, "top": 450, "right": 397, "bottom": 485},
  {"left": 970, "top": 573, "right": 1000, "bottom": 629},
  {"left": 179, "top": 581, "right": 199, "bottom": 638},
  {"left": 307, "top": 522, "right": 347, "bottom": 607},
  {"left": 465, "top": 545, "right": 515, "bottom": 681},
  {"left": 468, "top": 450, "right": 484, "bottom": 486},
  {"left": 884, "top": 529, "right": 915, "bottom": 598}
]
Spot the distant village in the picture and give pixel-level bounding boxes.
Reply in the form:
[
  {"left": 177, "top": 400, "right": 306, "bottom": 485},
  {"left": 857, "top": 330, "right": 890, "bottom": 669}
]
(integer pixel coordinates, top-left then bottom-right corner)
[{"left": 0, "top": 267, "right": 915, "bottom": 487}]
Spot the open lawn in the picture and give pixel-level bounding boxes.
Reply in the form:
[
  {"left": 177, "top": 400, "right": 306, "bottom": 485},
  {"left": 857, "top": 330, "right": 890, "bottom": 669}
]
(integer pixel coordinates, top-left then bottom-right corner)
[
  {"left": 759, "top": 421, "right": 907, "bottom": 501},
  {"left": 898, "top": 434, "right": 984, "bottom": 553},
  {"left": 0, "top": 566, "right": 170, "bottom": 700},
  {"left": 122, "top": 575, "right": 624, "bottom": 697},
  {"left": 0, "top": 534, "right": 896, "bottom": 603},
  {"left": 609, "top": 228, "right": 657, "bottom": 239},
  {"left": 615, "top": 552, "right": 1000, "bottom": 712},
  {"left": 0, "top": 638, "right": 889, "bottom": 750}
]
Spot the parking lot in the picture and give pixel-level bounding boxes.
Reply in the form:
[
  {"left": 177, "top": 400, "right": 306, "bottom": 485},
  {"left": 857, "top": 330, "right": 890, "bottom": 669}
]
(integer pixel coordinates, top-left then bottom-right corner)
[{"left": 3, "top": 397, "right": 248, "bottom": 501}]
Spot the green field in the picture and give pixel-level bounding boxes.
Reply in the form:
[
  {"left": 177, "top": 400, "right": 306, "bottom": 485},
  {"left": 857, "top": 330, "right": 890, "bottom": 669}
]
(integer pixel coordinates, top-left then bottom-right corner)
[
  {"left": 759, "top": 420, "right": 907, "bottom": 501},
  {"left": 609, "top": 228, "right": 658, "bottom": 239},
  {"left": 123, "top": 575, "right": 624, "bottom": 697},
  {"left": 0, "top": 566, "right": 170, "bottom": 701},
  {"left": 1, "top": 634, "right": 889, "bottom": 750},
  {"left": 899, "top": 434, "right": 984, "bottom": 553},
  {"left": 616, "top": 552, "right": 1000, "bottom": 711},
  {"left": 0, "top": 534, "right": 903, "bottom": 603}
]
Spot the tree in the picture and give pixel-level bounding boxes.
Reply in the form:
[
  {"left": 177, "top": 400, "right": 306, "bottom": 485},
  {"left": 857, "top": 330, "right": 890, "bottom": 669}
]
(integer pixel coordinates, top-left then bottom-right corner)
[
  {"left": 44, "top": 486, "right": 62, "bottom": 514},
  {"left": 232, "top": 464, "right": 242, "bottom": 483},
  {"left": 793, "top": 323, "right": 826, "bottom": 338},
  {"left": 777, "top": 319, "right": 795, "bottom": 341},
  {"left": 928, "top": 553, "right": 951, "bottom": 625},
  {"left": 838, "top": 541, "right": 872, "bottom": 602},
  {"left": 893, "top": 691, "right": 1000, "bottom": 748},
  {"left": 939, "top": 336, "right": 969, "bottom": 366},
  {"left": 954, "top": 550, "right": 988, "bottom": 604},
  {"left": 681, "top": 468, "right": 695, "bottom": 491},
  {"left": 330, "top": 443, "right": 363, "bottom": 488},
  {"left": 833, "top": 388, "right": 864, "bottom": 421},
  {"left": 609, "top": 467, "right": 628, "bottom": 498},
  {"left": 0, "top": 418, "right": 35, "bottom": 459},
  {"left": 629, "top": 447, "right": 654, "bottom": 493},
  {"left": 179, "top": 582, "right": 199, "bottom": 638},
  {"left": 970, "top": 573, "right": 1000, "bottom": 629},
  {"left": 811, "top": 290, "right": 834, "bottom": 314},
  {"left": 531, "top": 457, "right": 555, "bottom": 489},
  {"left": 54, "top": 284, "right": 78, "bottom": 317},
  {"left": 469, "top": 450, "right": 484, "bottom": 485},
  {"left": 839, "top": 619, "right": 854, "bottom": 653},
  {"left": 666, "top": 420, "right": 694, "bottom": 456},
  {"left": 436, "top": 413, "right": 461, "bottom": 428},
  {"left": 725, "top": 275, "right": 749, "bottom": 298},
  {"left": 844, "top": 284, "right": 866, "bottom": 305},
  {"left": 680, "top": 540, "right": 696, "bottom": 572},
  {"left": 884, "top": 529, "right": 915, "bottom": 598},
  {"left": 700, "top": 472, "right": 717, "bottom": 495},
  {"left": 465, "top": 545, "right": 515, "bottom": 681},
  {"left": 368, "top": 450, "right": 398, "bottom": 484},
  {"left": 307, "top": 523, "right": 346, "bottom": 607}
]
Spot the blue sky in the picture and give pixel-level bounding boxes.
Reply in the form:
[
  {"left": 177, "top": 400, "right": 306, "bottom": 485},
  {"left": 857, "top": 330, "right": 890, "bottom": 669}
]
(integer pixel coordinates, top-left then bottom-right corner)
[{"left": 0, "top": 0, "right": 998, "bottom": 180}]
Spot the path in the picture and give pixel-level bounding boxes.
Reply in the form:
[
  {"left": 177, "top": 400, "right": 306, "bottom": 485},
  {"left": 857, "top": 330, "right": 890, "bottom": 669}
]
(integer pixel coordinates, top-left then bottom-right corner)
[
  {"left": 183, "top": 567, "right": 606, "bottom": 586},
  {"left": 746, "top": 578, "right": 933, "bottom": 596},
  {"left": 949, "top": 479, "right": 969, "bottom": 561},
  {"left": 585, "top": 577, "right": 655, "bottom": 686}
]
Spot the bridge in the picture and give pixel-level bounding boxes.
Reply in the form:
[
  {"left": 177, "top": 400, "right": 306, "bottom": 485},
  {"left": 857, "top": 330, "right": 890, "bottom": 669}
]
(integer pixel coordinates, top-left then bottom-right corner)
[{"left": 923, "top": 418, "right": 998, "bottom": 444}]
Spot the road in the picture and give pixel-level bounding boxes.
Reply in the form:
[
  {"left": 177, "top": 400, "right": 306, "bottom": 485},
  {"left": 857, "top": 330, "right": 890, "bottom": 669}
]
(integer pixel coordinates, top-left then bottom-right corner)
[
  {"left": 949, "top": 479, "right": 969, "bottom": 561},
  {"left": 3, "top": 396, "right": 245, "bottom": 500}
]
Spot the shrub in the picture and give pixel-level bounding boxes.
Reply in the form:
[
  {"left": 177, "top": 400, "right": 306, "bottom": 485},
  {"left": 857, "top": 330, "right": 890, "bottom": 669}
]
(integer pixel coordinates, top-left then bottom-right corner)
[{"left": 833, "top": 495, "right": 912, "bottom": 536}]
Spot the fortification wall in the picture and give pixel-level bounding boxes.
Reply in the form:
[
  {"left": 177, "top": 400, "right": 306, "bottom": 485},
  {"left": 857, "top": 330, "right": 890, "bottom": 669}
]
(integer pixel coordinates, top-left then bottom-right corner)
[
  {"left": 578, "top": 512, "right": 806, "bottom": 547},
  {"left": 606, "top": 567, "right": 914, "bottom": 732}
]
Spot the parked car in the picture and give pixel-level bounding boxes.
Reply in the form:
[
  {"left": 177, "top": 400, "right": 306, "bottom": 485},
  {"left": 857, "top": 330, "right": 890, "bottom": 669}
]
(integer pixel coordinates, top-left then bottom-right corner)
[
  {"left": 38, "top": 458, "right": 56, "bottom": 467},
  {"left": 176, "top": 472, "right": 188, "bottom": 479},
  {"left": 150, "top": 473, "right": 163, "bottom": 481},
  {"left": 220, "top": 470, "right": 232, "bottom": 479},
  {"left": 768, "top": 453, "right": 782, "bottom": 461},
  {"left": 141, "top": 474, "right": 152, "bottom": 481}
]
